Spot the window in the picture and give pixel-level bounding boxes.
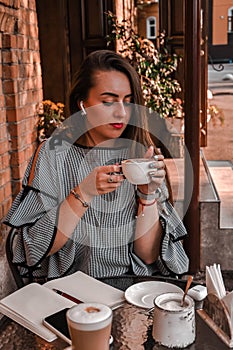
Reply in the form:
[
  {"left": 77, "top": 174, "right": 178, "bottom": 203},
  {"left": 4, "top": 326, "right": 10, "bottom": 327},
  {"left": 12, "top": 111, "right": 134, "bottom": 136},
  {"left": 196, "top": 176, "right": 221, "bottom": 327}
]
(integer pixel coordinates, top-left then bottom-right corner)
[
  {"left": 146, "top": 16, "right": 156, "bottom": 39},
  {"left": 228, "top": 7, "right": 233, "bottom": 32}
]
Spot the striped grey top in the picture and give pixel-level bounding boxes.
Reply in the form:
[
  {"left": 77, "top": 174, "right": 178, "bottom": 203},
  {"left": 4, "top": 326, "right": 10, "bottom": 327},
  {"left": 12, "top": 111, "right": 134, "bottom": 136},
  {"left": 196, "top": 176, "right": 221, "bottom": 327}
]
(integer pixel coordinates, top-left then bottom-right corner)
[{"left": 5, "top": 138, "right": 189, "bottom": 280}]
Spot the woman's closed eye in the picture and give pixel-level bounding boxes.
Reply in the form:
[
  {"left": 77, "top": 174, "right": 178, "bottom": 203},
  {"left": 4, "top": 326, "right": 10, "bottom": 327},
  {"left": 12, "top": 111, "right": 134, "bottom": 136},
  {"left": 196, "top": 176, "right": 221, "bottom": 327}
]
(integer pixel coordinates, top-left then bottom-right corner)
[
  {"left": 103, "top": 100, "right": 132, "bottom": 107},
  {"left": 103, "top": 101, "right": 114, "bottom": 106}
]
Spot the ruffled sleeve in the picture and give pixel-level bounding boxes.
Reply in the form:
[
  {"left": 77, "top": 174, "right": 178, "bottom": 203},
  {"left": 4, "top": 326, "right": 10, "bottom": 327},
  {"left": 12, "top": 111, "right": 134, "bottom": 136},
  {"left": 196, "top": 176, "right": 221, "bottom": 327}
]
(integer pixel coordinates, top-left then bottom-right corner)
[
  {"left": 4, "top": 140, "right": 77, "bottom": 278},
  {"left": 158, "top": 204, "right": 189, "bottom": 276},
  {"left": 128, "top": 181, "right": 189, "bottom": 277},
  {"left": 156, "top": 182, "right": 189, "bottom": 276}
]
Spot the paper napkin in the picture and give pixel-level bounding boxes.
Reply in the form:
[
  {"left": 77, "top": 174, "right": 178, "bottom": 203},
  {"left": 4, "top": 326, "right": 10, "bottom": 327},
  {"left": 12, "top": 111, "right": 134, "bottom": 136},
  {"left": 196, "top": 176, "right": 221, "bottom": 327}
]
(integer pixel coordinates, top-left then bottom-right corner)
[
  {"left": 206, "top": 264, "right": 226, "bottom": 299},
  {"left": 206, "top": 264, "right": 233, "bottom": 325}
]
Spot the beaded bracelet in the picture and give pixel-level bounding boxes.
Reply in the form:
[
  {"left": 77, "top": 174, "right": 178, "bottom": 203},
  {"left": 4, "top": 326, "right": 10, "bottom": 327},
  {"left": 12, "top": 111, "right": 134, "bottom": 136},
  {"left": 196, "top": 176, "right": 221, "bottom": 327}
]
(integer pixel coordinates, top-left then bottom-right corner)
[
  {"left": 70, "top": 189, "right": 89, "bottom": 208},
  {"left": 136, "top": 198, "right": 157, "bottom": 217}
]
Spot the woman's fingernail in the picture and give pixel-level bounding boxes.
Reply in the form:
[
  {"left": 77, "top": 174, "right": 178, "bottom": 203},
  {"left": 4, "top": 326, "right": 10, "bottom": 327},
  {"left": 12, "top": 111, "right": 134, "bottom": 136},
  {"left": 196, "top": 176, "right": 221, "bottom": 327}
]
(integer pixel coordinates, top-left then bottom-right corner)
[
  {"left": 149, "top": 163, "right": 157, "bottom": 169},
  {"left": 149, "top": 170, "right": 158, "bottom": 176},
  {"left": 154, "top": 155, "right": 159, "bottom": 161}
]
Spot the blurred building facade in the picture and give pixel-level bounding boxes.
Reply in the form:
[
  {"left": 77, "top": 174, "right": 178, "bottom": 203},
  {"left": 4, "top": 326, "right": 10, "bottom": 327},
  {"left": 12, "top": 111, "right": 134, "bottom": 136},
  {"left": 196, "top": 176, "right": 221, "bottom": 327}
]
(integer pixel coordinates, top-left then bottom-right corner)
[
  {"left": 209, "top": 0, "right": 233, "bottom": 62},
  {"left": 137, "top": 0, "right": 159, "bottom": 45}
]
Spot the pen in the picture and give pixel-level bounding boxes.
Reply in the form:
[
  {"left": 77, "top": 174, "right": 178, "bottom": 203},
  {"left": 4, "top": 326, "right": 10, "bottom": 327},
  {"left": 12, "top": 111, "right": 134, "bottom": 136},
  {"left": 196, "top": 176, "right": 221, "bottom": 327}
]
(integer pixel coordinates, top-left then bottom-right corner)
[{"left": 52, "top": 288, "right": 83, "bottom": 304}]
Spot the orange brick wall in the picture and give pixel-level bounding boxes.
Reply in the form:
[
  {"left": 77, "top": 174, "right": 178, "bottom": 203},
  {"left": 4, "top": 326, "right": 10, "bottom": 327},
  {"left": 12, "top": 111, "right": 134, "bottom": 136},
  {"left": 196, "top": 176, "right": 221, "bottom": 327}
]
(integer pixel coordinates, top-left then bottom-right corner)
[{"left": 0, "top": 0, "right": 43, "bottom": 237}]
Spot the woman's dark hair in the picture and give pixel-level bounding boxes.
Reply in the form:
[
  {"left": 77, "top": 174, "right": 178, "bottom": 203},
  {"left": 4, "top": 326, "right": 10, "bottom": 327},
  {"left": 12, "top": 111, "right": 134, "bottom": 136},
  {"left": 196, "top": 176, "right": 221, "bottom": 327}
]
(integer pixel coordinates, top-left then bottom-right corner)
[
  {"left": 69, "top": 50, "right": 151, "bottom": 147},
  {"left": 68, "top": 50, "right": 173, "bottom": 202},
  {"left": 69, "top": 50, "right": 144, "bottom": 114}
]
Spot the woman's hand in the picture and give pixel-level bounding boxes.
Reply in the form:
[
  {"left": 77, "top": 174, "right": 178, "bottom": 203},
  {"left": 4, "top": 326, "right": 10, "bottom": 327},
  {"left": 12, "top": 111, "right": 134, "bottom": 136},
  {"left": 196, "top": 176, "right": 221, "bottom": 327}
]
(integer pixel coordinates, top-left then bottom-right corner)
[
  {"left": 137, "top": 146, "right": 166, "bottom": 195},
  {"left": 78, "top": 164, "right": 124, "bottom": 200}
]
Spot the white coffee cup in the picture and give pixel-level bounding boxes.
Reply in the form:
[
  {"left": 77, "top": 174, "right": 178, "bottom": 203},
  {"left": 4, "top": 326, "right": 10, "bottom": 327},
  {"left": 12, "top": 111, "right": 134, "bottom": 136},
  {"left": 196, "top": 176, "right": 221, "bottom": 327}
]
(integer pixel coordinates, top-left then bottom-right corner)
[
  {"left": 66, "top": 303, "right": 112, "bottom": 350},
  {"left": 152, "top": 292, "right": 195, "bottom": 348},
  {"left": 121, "top": 158, "right": 154, "bottom": 185}
]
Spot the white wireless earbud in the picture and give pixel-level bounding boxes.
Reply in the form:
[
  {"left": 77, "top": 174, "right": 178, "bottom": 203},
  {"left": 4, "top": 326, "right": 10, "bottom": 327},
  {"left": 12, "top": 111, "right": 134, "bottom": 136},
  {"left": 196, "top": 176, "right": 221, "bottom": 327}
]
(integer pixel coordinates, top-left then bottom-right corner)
[{"left": 80, "top": 100, "right": 87, "bottom": 116}]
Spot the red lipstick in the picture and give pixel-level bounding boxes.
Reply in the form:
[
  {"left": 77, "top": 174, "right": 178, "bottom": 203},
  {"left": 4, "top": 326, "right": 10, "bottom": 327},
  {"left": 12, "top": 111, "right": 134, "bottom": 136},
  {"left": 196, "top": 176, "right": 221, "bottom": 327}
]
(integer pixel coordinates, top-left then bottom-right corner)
[{"left": 110, "top": 123, "right": 124, "bottom": 129}]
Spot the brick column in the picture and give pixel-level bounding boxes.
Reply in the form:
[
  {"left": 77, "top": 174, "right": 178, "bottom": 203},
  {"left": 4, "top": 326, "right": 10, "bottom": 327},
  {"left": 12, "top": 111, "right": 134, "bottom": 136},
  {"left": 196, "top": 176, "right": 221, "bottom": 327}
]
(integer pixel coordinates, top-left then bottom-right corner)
[
  {"left": 0, "top": 1, "right": 43, "bottom": 297},
  {"left": 0, "top": 0, "right": 43, "bottom": 227}
]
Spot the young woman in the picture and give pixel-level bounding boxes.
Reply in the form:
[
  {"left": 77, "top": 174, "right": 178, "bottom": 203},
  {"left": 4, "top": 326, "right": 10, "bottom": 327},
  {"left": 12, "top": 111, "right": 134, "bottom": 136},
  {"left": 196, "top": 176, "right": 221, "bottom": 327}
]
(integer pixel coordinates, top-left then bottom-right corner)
[{"left": 5, "top": 50, "right": 189, "bottom": 281}]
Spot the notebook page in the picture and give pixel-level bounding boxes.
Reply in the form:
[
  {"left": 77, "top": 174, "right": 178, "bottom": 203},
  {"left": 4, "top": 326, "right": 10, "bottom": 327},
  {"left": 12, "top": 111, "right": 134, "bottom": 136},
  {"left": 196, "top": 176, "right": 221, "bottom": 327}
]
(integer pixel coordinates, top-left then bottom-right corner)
[
  {"left": 0, "top": 283, "right": 75, "bottom": 341},
  {"left": 44, "top": 271, "right": 125, "bottom": 308}
]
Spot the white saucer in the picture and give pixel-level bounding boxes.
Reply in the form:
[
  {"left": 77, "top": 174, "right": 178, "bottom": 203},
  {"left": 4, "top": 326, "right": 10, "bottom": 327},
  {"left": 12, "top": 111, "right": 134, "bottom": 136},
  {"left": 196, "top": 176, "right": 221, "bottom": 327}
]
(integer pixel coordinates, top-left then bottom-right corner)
[{"left": 125, "top": 281, "right": 183, "bottom": 309}]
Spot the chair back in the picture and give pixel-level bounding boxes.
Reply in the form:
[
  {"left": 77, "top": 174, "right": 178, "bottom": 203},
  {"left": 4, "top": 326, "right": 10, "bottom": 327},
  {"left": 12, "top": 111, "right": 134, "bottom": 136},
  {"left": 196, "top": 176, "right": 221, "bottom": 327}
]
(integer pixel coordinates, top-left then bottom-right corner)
[
  {"left": 5, "top": 142, "right": 46, "bottom": 289},
  {"left": 5, "top": 227, "right": 26, "bottom": 289}
]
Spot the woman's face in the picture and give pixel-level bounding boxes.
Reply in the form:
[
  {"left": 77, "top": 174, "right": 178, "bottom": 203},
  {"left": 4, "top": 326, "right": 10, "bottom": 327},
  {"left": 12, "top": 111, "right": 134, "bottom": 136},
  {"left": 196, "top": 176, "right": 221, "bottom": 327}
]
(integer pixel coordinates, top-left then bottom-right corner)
[{"left": 82, "top": 70, "right": 133, "bottom": 146}]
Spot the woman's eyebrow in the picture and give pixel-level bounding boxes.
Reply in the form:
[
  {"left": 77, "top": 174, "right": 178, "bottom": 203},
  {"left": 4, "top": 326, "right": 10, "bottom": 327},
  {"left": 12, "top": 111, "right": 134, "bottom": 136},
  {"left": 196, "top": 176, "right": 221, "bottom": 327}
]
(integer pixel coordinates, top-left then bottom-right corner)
[{"left": 100, "top": 92, "right": 133, "bottom": 98}]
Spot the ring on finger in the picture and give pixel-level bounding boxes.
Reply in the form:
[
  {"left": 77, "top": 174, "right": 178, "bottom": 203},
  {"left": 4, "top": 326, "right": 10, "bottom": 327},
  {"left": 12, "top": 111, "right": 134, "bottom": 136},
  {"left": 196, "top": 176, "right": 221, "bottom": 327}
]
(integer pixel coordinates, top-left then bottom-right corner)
[{"left": 108, "top": 175, "right": 114, "bottom": 183}]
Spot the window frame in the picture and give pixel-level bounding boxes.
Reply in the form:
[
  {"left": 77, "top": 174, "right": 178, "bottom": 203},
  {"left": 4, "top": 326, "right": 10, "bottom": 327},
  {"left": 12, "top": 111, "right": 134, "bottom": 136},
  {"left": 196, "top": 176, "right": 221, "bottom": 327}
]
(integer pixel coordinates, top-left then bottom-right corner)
[
  {"left": 227, "top": 7, "right": 233, "bottom": 32},
  {"left": 146, "top": 16, "right": 157, "bottom": 39}
]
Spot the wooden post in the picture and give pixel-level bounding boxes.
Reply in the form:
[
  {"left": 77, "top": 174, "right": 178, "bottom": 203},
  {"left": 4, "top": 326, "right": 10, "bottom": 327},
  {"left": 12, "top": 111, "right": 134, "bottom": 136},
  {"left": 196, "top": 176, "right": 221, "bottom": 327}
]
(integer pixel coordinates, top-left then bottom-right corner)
[{"left": 183, "top": 0, "right": 201, "bottom": 273}]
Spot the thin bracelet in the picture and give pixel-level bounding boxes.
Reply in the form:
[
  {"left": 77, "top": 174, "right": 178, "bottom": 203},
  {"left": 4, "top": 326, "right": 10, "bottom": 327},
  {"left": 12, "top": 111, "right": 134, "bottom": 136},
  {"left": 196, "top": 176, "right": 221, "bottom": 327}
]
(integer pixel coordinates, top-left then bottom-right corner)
[
  {"left": 70, "top": 189, "right": 89, "bottom": 208},
  {"left": 136, "top": 198, "right": 157, "bottom": 217}
]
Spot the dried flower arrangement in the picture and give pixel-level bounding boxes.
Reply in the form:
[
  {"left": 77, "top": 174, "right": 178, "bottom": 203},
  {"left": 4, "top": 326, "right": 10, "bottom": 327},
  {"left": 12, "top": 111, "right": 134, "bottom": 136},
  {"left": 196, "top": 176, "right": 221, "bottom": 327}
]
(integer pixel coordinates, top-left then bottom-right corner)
[{"left": 37, "top": 100, "right": 65, "bottom": 140}]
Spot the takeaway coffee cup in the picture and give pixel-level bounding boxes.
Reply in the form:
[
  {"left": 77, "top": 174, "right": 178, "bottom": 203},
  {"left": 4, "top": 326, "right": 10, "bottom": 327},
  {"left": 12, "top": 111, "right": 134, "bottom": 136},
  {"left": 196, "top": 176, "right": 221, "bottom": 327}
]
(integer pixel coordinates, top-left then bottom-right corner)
[
  {"left": 152, "top": 292, "right": 195, "bottom": 348},
  {"left": 121, "top": 158, "right": 154, "bottom": 185},
  {"left": 66, "top": 303, "right": 112, "bottom": 350}
]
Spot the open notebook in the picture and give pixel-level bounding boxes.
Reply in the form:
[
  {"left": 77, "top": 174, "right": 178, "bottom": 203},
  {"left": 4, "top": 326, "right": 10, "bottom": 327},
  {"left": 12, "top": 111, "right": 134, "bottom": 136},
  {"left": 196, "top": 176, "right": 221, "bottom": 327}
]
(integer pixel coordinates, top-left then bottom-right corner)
[{"left": 0, "top": 271, "right": 125, "bottom": 342}]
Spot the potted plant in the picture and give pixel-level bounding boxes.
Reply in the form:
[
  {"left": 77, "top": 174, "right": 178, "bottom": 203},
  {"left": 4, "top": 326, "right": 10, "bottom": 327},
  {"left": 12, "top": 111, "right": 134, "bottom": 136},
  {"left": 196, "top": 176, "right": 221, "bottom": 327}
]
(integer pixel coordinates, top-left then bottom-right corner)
[
  {"left": 106, "top": 12, "right": 183, "bottom": 119},
  {"left": 36, "top": 100, "right": 65, "bottom": 141},
  {"left": 106, "top": 11, "right": 184, "bottom": 157}
]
